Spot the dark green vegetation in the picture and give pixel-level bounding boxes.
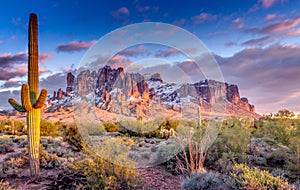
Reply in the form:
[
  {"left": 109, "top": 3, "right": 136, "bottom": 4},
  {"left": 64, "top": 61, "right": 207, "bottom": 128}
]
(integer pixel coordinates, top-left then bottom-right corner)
[{"left": 0, "top": 109, "right": 299, "bottom": 189}]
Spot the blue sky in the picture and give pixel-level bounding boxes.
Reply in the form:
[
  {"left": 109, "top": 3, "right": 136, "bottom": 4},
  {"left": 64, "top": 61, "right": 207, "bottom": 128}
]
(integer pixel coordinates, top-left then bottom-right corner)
[{"left": 0, "top": 0, "right": 300, "bottom": 114}]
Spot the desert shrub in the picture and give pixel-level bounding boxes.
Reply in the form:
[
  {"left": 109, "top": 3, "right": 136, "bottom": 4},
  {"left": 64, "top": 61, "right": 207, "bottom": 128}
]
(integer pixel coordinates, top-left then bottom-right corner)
[
  {"left": 61, "top": 123, "right": 84, "bottom": 151},
  {"left": 160, "top": 118, "right": 179, "bottom": 131},
  {"left": 40, "top": 119, "right": 58, "bottom": 136},
  {"left": 103, "top": 122, "right": 119, "bottom": 132},
  {"left": 181, "top": 171, "right": 230, "bottom": 190},
  {"left": 0, "top": 119, "right": 25, "bottom": 134},
  {"left": 118, "top": 119, "right": 162, "bottom": 138},
  {"left": 0, "top": 180, "right": 14, "bottom": 190},
  {"left": 206, "top": 119, "right": 250, "bottom": 173},
  {"left": 231, "top": 163, "right": 295, "bottom": 190},
  {"left": 39, "top": 145, "right": 60, "bottom": 169},
  {"left": 68, "top": 146, "right": 141, "bottom": 190}
]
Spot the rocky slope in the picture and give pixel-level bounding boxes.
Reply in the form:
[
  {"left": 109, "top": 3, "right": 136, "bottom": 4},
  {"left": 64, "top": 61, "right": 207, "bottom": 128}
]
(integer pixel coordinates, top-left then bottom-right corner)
[{"left": 47, "top": 65, "right": 260, "bottom": 119}]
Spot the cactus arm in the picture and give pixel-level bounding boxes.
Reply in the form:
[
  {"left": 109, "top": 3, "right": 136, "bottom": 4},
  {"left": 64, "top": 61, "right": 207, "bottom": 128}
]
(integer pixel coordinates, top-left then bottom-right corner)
[
  {"left": 8, "top": 98, "right": 27, "bottom": 112},
  {"left": 21, "top": 84, "right": 33, "bottom": 112},
  {"left": 33, "top": 88, "right": 48, "bottom": 108}
]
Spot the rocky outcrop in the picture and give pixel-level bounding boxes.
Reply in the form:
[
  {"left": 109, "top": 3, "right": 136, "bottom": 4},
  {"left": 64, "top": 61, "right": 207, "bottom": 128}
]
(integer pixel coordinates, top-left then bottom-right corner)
[
  {"left": 47, "top": 65, "right": 258, "bottom": 117},
  {"left": 66, "top": 72, "right": 75, "bottom": 95}
]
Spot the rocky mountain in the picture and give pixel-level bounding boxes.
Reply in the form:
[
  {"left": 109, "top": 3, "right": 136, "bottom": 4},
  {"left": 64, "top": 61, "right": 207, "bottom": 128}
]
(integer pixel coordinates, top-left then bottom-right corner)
[{"left": 47, "top": 65, "right": 260, "bottom": 119}]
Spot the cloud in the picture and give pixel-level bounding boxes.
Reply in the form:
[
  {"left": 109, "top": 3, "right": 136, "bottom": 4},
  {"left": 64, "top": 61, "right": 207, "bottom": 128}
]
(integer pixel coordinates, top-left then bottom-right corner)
[
  {"left": 137, "top": 6, "right": 150, "bottom": 12},
  {"left": 286, "top": 27, "right": 300, "bottom": 36},
  {"left": 107, "top": 54, "right": 132, "bottom": 69},
  {"left": 0, "top": 80, "right": 22, "bottom": 89},
  {"left": 39, "top": 53, "right": 52, "bottom": 63},
  {"left": 242, "top": 36, "right": 271, "bottom": 46},
  {"left": 264, "top": 14, "right": 277, "bottom": 21},
  {"left": 111, "top": 7, "right": 130, "bottom": 19},
  {"left": 0, "top": 52, "right": 52, "bottom": 81},
  {"left": 224, "top": 40, "right": 237, "bottom": 47},
  {"left": 0, "top": 52, "right": 26, "bottom": 67},
  {"left": 57, "top": 40, "right": 96, "bottom": 53},
  {"left": 217, "top": 44, "right": 300, "bottom": 114},
  {"left": 117, "top": 45, "right": 149, "bottom": 57},
  {"left": 40, "top": 72, "right": 67, "bottom": 93},
  {"left": 232, "top": 18, "right": 244, "bottom": 29},
  {"left": 249, "top": 0, "right": 286, "bottom": 12},
  {"left": 261, "top": 18, "right": 300, "bottom": 34},
  {"left": 172, "top": 19, "right": 186, "bottom": 26},
  {"left": 155, "top": 48, "right": 180, "bottom": 57},
  {"left": 0, "top": 40, "right": 3, "bottom": 44},
  {"left": 191, "top": 13, "right": 217, "bottom": 24}
]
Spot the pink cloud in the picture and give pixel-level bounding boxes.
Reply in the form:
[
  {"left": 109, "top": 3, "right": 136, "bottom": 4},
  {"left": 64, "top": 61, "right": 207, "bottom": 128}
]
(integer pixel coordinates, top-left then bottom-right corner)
[
  {"left": 259, "top": 0, "right": 276, "bottom": 8},
  {"left": 155, "top": 48, "right": 180, "bottom": 57},
  {"left": 264, "top": 14, "right": 277, "bottom": 21},
  {"left": 118, "top": 45, "right": 148, "bottom": 57},
  {"left": 107, "top": 54, "right": 132, "bottom": 69},
  {"left": 39, "top": 53, "right": 52, "bottom": 63},
  {"left": 191, "top": 13, "right": 217, "bottom": 24},
  {"left": 232, "top": 18, "right": 244, "bottom": 29},
  {"left": 261, "top": 18, "right": 300, "bottom": 33},
  {"left": 172, "top": 19, "right": 186, "bottom": 26},
  {"left": 111, "top": 7, "right": 130, "bottom": 19},
  {"left": 57, "top": 40, "right": 96, "bottom": 52},
  {"left": 0, "top": 40, "right": 3, "bottom": 44},
  {"left": 286, "top": 27, "right": 300, "bottom": 36}
]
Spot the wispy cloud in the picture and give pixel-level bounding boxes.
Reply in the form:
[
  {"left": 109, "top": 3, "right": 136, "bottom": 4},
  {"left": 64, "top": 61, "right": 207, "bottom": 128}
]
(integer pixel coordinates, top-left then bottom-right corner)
[
  {"left": 264, "top": 14, "right": 277, "bottom": 21},
  {"left": 172, "top": 19, "right": 186, "bottom": 26},
  {"left": 232, "top": 18, "right": 244, "bottom": 29},
  {"left": 217, "top": 44, "right": 300, "bottom": 113},
  {"left": 224, "top": 40, "right": 237, "bottom": 47},
  {"left": 0, "top": 52, "right": 52, "bottom": 80},
  {"left": 107, "top": 54, "right": 132, "bottom": 69},
  {"left": 191, "top": 13, "right": 217, "bottom": 24},
  {"left": 0, "top": 52, "right": 26, "bottom": 67},
  {"left": 117, "top": 45, "right": 149, "bottom": 57},
  {"left": 249, "top": 0, "right": 287, "bottom": 12},
  {"left": 39, "top": 53, "right": 52, "bottom": 63},
  {"left": 111, "top": 7, "right": 130, "bottom": 19},
  {"left": 57, "top": 40, "right": 96, "bottom": 53},
  {"left": 286, "top": 27, "right": 300, "bottom": 36},
  {"left": 261, "top": 18, "right": 300, "bottom": 34},
  {"left": 242, "top": 36, "right": 271, "bottom": 46},
  {"left": 155, "top": 48, "right": 180, "bottom": 57}
]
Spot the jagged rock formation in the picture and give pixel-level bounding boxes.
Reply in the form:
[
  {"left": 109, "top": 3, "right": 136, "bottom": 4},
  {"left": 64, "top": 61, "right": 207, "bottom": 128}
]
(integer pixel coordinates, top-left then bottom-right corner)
[{"left": 48, "top": 65, "right": 259, "bottom": 118}]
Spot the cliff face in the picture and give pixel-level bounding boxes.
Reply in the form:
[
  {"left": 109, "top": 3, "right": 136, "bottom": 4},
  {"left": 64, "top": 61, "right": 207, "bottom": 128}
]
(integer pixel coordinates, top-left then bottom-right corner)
[{"left": 49, "top": 65, "right": 257, "bottom": 117}]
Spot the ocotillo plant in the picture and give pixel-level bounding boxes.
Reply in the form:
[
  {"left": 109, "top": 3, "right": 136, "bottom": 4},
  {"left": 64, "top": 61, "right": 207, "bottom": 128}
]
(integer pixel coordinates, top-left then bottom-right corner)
[
  {"left": 8, "top": 13, "right": 47, "bottom": 178},
  {"left": 197, "top": 106, "right": 201, "bottom": 130}
]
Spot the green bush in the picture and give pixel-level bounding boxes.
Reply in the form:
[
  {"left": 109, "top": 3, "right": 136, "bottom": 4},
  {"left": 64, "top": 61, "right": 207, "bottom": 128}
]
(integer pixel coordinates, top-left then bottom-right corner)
[
  {"left": 0, "top": 119, "right": 25, "bottom": 134},
  {"left": 40, "top": 119, "right": 58, "bottom": 136},
  {"left": 103, "top": 122, "right": 119, "bottom": 132},
  {"left": 69, "top": 149, "right": 141, "bottom": 189},
  {"left": 206, "top": 119, "right": 250, "bottom": 173},
  {"left": 61, "top": 123, "right": 84, "bottom": 151},
  {"left": 231, "top": 163, "right": 295, "bottom": 190}
]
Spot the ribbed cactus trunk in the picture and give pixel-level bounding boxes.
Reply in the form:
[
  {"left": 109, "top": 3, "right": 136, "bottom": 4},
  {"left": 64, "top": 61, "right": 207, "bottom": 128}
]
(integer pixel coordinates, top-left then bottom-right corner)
[
  {"left": 28, "top": 13, "right": 41, "bottom": 177},
  {"left": 8, "top": 13, "right": 48, "bottom": 179}
]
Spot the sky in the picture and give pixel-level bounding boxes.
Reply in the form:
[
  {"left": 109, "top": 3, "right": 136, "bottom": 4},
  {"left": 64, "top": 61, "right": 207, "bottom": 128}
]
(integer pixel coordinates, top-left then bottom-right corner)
[{"left": 0, "top": 0, "right": 300, "bottom": 115}]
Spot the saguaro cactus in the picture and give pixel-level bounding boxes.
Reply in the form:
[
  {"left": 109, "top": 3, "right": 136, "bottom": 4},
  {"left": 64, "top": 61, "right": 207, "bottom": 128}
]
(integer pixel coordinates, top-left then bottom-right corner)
[{"left": 8, "top": 13, "right": 47, "bottom": 178}]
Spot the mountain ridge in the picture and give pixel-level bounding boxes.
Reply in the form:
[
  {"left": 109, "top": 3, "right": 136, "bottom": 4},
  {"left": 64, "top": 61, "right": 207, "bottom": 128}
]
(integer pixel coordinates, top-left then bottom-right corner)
[{"left": 47, "top": 65, "right": 260, "bottom": 119}]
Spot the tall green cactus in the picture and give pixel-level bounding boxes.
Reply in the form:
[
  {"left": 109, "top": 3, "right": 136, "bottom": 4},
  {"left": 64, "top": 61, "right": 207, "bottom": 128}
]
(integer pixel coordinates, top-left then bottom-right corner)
[{"left": 8, "top": 13, "right": 47, "bottom": 178}]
